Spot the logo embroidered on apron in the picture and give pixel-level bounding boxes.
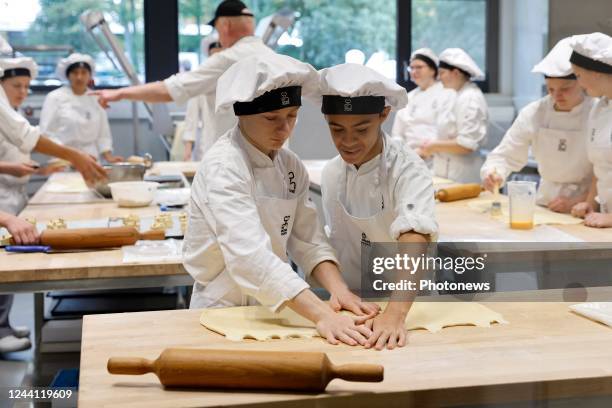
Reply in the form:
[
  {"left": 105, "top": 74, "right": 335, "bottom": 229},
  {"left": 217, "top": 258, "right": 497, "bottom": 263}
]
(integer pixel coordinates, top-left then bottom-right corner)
[
  {"left": 288, "top": 171, "right": 296, "bottom": 193},
  {"left": 360, "top": 232, "right": 371, "bottom": 247},
  {"left": 558, "top": 138, "right": 567, "bottom": 152},
  {"left": 280, "top": 215, "right": 291, "bottom": 235}
]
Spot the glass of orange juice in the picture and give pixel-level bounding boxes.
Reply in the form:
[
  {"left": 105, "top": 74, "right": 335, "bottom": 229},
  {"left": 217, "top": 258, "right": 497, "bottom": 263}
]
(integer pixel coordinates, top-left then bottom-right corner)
[{"left": 507, "top": 181, "right": 536, "bottom": 230}]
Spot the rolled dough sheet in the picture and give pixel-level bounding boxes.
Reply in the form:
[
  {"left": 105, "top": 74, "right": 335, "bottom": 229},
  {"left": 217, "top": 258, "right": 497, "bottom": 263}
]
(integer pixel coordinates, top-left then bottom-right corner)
[
  {"left": 433, "top": 176, "right": 454, "bottom": 186},
  {"left": 200, "top": 302, "right": 508, "bottom": 341},
  {"left": 467, "top": 199, "right": 583, "bottom": 226}
]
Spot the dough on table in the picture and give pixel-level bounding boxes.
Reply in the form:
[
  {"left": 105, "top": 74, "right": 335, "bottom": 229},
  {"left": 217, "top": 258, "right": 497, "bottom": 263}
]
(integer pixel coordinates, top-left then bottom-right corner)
[
  {"left": 432, "top": 176, "right": 454, "bottom": 186},
  {"left": 45, "top": 177, "right": 89, "bottom": 193},
  {"left": 468, "top": 199, "right": 583, "bottom": 226},
  {"left": 200, "top": 302, "right": 508, "bottom": 341}
]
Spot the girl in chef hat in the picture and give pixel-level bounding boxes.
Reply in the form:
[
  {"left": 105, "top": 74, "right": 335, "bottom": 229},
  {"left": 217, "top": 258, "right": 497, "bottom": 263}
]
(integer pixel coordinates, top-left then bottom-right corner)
[
  {"left": 569, "top": 32, "right": 612, "bottom": 227},
  {"left": 40, "top": 53, "right": 123, "bottom": 163},
  {"left": 421, "top": 48, "right": 489, "bottom": 184},
  {"left": 482, "top": 37, "right": 594, "bottom": 214}
]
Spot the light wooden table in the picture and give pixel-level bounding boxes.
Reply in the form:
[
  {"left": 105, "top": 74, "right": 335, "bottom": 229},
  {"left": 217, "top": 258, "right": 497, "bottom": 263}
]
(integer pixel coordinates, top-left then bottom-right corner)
[
  {"left": 0, "top": 170, "right": 193, "bottom": 354},
  {"left": 302, "top": 160, "right": 612, "bottom": 243},
  {"left": 79, "top": 296, "right": 612, "bottom": 407}
]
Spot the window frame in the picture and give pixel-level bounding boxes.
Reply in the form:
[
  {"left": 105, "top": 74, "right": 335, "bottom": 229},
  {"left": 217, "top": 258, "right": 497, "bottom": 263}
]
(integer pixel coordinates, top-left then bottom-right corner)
[{"left": 397, "top": 0, "right": 500, "bottom": 93}]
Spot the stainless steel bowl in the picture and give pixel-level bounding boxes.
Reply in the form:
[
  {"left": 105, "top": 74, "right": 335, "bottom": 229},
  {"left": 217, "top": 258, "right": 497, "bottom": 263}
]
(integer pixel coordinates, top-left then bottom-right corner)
[{"left": 95, "top": 163, "right": 147, "bottom": 198}]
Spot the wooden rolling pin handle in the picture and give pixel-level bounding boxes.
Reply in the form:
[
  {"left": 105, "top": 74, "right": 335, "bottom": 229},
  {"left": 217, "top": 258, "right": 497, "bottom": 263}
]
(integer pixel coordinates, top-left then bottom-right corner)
[
  {"left": 139, "top": 229, "right": 165, "bottom": 241},
  {"left": 330, "top": 363, "right": 384, "bottom": 383},
  {"left": 107, "top": 357, "right": 154, "bottom": 375}
]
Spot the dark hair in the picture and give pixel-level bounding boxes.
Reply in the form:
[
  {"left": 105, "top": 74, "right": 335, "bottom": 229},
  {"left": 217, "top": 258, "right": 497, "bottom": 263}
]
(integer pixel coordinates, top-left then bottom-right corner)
[
  {"left": 66, "top": 62, "right": 92, "bottom": 78},
  {"left": 412, "top": 54, "right": 438, "bottom": 77}
]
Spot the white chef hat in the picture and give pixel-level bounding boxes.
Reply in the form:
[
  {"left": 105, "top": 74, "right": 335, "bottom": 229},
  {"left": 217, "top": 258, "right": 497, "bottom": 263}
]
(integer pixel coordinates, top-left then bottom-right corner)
[
  {"left": 411, "top": 48, "right": 439, "bottom": 67},
  {"left": 318, "top": 63, "right": 408, "bottom": 115},
  {"left": 569, "top": 32, "right": 612, "bottom": 74},
  {"left": 0, "top": 57, "right": 38, "bottom": 80},
  {"left": 439, "top": 48, "right": 484, "bottom": 80},
  {"left": 532, "top": 37, "right": 576, "bottom": 78},
  {"left": 56, "top": 53, "right": 96, "bottom": 81},
  {"left": 216, "top": 53, "right": 318, "bottom": 115}
]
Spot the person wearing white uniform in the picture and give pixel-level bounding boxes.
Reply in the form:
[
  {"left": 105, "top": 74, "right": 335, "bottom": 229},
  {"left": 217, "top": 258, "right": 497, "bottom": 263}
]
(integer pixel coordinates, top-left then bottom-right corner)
[
  {"left": 0, "top": 210, "right": 38, "bottom": 353},
  {"left": 391, "top": 48, "right": 456, "bottom": 160},
  {"left": 569, "top": 33, "right": 612, "bottom": 228},
  {"left": 481, "top": 38, "right": 594, "bottom": 213},
  {"left": 0, "top": 58, "right": 105, "bottom": 354},
  {"left": 0, "top": 57, "right": 106, "bottom": 215},
  {"left": 40, "top": 53, "right": 122, "bottom": 163},
  {"left": 91, "top": 0, "right": 275, "bottom": 154},
  {"left": 183, "top": 41, "right": 223, "bottom": 161},
  {"left": 420, "top": 48, "right": 488, "bottom": 183},
  {"left": 319, "top": 63, "right": 438, "bottom": 350},
  {"left": 183, "top": 53, "right": 379, "bottom": 346}
]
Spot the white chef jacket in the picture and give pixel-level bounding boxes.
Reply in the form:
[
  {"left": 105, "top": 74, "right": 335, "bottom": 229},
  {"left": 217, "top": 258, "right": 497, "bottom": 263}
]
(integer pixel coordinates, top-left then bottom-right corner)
[
  {"left": 586, "top": 97, "right": 612, "bottom": 213},
  {"left": 322, "top": 133, "right": 438, "bottom": 236},
  {"left": 481, "top": 95, "right": 594, "bottom": 206},
  {"left": 165, "top": 36, "right": 274, "bottom": 161},
  {"left": 0, "top": 86, "right": 40, "bottom": 214},
  {"left": 321, "top": 134, "right": 438, "bottom": 287},
  {"left": 39, "top": 86, "right": 113, "bottom": 159},
  {"left": 433, "top": 81, "right": 488, "bottom": 183},
  {"left": 183, "top": 125, "right": 338, "bottom": 311},
  {"left": 391, "top": 81, "right": 456, "bottom": 149},
  {"left": 0, "top": 86, "right": 40, "bottom": 154}
]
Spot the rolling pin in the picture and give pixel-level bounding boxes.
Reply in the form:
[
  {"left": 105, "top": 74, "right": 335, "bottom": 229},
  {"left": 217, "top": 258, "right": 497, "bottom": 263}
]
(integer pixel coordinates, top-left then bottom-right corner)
[
  {"left": 107, "top": 348, "right": 384, "bottom": 391},
  {"left": 9, "top": 226, "right": 164, "bottom": 249},
  {"left": 435, "top": 183, "right": 483, "bottom": 202}
]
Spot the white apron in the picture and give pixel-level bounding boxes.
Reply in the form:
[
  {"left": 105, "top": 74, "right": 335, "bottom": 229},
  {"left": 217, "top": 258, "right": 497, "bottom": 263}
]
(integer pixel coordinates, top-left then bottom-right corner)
[
  {"left": 189, "top": 153, "right": 298, "bottom": 308},
  {"left": 0, "top": 140, "right": 30, "bottom": 214},
  {"left": 587, "top": 100, "right": 612, "bottom": 213},
  {"left": 328, "top": 152, "right": 396, "bottom": 290},
  {"left": 533, "top": 126, "right": 591, "bottom": 206}
]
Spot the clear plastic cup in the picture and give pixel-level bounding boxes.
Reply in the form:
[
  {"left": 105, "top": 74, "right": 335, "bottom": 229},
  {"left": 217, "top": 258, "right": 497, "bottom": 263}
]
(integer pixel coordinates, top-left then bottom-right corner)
[{"left": 507, "top": 181, "right": 536, "bottom": 230}]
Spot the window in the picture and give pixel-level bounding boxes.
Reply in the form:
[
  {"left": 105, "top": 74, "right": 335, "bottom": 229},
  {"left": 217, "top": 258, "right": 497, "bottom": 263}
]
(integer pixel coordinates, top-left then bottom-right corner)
[
  {"left": 399, "top": 0, "right": 498, "bottom": 91},
  {"left": 1, "top": 0, "right": 144, "bottom": 87},
  {"left": 412, "top": 0, "right": 487, "bottom": 73},
  {"left": 178, "top": 0, "right": 397, "bottom": 78}
]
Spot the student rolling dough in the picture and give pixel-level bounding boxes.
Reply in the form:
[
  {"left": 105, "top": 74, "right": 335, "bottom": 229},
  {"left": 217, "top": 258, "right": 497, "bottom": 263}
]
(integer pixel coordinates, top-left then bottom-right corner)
[
  {"left": 183, "top": 53, "right": 379, "bottom": 346},
  {"left": 481, "top": 38, "right": 594, "bottom": 214},
  {"left": 391, "top": 48, "right": 456, "bottom": 162},
  {"left": 40, "top": 53, "right": 122, "bottom": 163},
  {"left": 421, "top": 48, "right": 488, "bottom": 183},
  {"left": 319, "top": 63, "right": 438, "bottom": 349},
  {"left": 569, "top": 32, "right": 612, "bottom": 228}
]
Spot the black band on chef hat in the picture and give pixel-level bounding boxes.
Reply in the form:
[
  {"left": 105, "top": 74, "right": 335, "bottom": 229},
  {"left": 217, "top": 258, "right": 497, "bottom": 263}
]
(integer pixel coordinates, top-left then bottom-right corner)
[
  {"left": 570, "top": 51, "right": 612, "bottom": 74},
  {"left": 439, "top": 61, "right": 472, "bottom": 78},
  {"left": 1, "top": 68, "right": 31, "bottom": 79},
  {"left": 233, "top": 85, "right": 302, "bottom": 116},
  {"left": 321, "top": 95, "right": 386, "bottom": 115},
  {"left": 412, "top": 54, "right": 438, "bottom": 76},
  {"left": 66, "top": 61, "right": 92, "bottom": 77},
  {"left": 544, "top": 73, "right": 577, "bottom": 80}
]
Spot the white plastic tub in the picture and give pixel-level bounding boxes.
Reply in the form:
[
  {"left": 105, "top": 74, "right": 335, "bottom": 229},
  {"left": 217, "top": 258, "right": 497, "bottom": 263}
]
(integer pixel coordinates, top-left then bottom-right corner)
[{"left": 108, "top": 181, "right": 159, "bottom": 208}]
